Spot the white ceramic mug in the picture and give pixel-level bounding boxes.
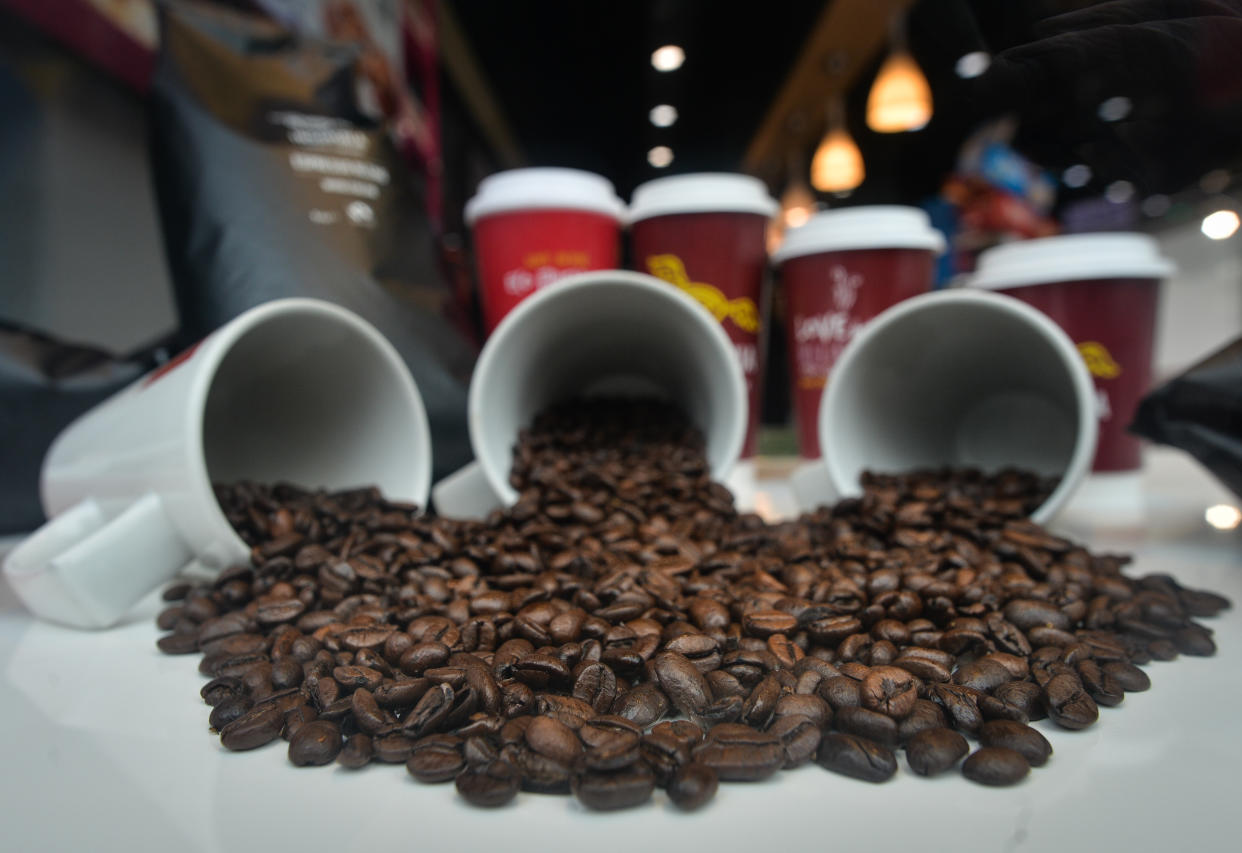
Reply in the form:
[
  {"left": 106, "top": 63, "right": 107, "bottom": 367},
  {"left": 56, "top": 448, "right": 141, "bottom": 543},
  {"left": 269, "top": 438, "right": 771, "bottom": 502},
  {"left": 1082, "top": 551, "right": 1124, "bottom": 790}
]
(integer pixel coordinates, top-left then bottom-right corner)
[
  {"left": 3, "top": 298, "right": 433, "bottom": 629},
  {"left": 432, "top": 270, "right": 747, "bottom": 518},
  {"left": 791, "top": 288, "right": 1098, "bottom": 524}
]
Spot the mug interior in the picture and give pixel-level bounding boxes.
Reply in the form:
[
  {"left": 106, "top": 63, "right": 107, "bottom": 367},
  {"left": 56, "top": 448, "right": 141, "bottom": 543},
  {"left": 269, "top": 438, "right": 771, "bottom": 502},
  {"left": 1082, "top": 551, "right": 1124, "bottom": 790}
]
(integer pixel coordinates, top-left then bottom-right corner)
[
  {"left": 200, "top": 306, "right": 431, "bottom": 507},
  {"left": 472, "top": 272, "right": 746, "bottom": 505},
  {"left": 821, "top": 291, "right": 1094, "bottom": 521}
]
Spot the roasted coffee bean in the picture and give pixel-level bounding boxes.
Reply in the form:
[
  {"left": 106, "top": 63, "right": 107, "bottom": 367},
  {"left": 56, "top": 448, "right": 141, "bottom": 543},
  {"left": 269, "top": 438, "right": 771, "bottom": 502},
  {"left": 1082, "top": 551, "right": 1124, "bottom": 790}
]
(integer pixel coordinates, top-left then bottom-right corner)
[
  {"left": 962, "top": 746, "right": 1031, "bottom": 786},
  {"left": 524, "top": 716, "right": 581, "bottom": 766},
  {"left": 1101, "top": 661, "right": 1151, "bottom": 692},
  {"left": 1077, "top": 660, "right": 1124, "bottom": 707},
  {"left": 905, "top": 727, "right": 969, "bottom": 776},
  {"left": 992, "top": 681, "right": 1046, "bottom": 722},
  {"left": 897, "top": 699, "right": 948, "bottom": 743},
  {"left": 743, "top": 610, "right": 798, "bottom": 638},
  {"left": 463, "top": 736, "right": 499, "bottom": 767},
  {"left": 399, "top": 642, "right": 450, "bottom": 676},
  {"left": 650, "top": 720, "right": 703, "bottom": 750},
  {"left": 499, "top": 744, "right": 571, "bottom": 799},
  {"left": 581, "top": 730, "right": 641, "bottom": 771},
  {"left": 1043, "top": 672, "right": 1099, "bottom": 730},
  {"left": 282, "top": 702, "right": 317, "bottom": 736},
  {"left": 456, "top": 761, "right": 519, "bottom": 807},
  {"left": 373, "top": 733, "right": 418, "bottom": 763},
  {"left": 1174, "top": 625, "right": 1216, "bottom": 657},
  {"left": 768, "top": 715, "right": 822, "bottom": 768},
  {"left": 693, "top": 725, "right": 783, "bottom": 782},
  {"left": 201, "top": 676, "right": 243, "bottom": 707},
  {"left": 157, "top": 632, "right": 200, "bottom": 655},
  {"left": 333, "top": 665, "right": 383, "bottom": 692},
  {"left": 337, "top": 733, "right": 373, "bottom": 769},
  {"left": 772, "top": 693, "right": 832, "bottom": 729},
  {"left": 220, "top": 705, "right": 283, "bottom": 751},
  {"left": 209, "top": 696, "right": 251, "bottom": 731},
  {"left": 572, "top": 765, "right": 656, "bottom": 811},
  {"left": 860, "top": 666, "right": 918, "bottom": 719},
  {"left": 610, "top": 683, "right": 669, "bottom": 728},
  {"left": 815, "top": 733, "right": 897, "bottom": 783},
  {"left": 667, "top": 762, "right": 718, "bottom": 811},
  {"left": 952, "top": 658, "right": 1012, "bottom": 693},
  {"left": 571, "top": 662, "right": 617, "bottom": 714},
  {"left": 288, "top": 720, "right": 341, "bottom": 766},
  {"left": 929, "top": 684, "right": 984, "bottom": 733},
  {"left": 739, "top": 675, "right": 782, "bottom": 728},
  {"left": 817, "top": 676, "right": 862, "bottom": 710},
  {"left": 652, "top": 652, "right": 712, "bottom": 716},
  {"left": 640, "top": 731, "right": 691, "bottom": 784},
  {"left": 978, "top": 720, "right": 1053, "bottom": 767},
  {"left": 835, "top": 705, "right": 900, "bottom": 748},
  {"left": 406, "top": 735, "right": 465, "bottom": 783}
]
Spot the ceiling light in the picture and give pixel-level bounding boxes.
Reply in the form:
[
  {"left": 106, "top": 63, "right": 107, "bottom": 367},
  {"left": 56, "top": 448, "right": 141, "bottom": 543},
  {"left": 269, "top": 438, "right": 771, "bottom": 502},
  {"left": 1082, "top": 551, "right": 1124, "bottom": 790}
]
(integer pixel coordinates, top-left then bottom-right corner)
[
  {"left": 1205, "top": 504, "right": 1242, "bottom": 530},
  {"left": 1141, "top": 194, "right": 1170, "bottom": 217},
  {"left": 1105, "top": 180, "right": 1134, "bottom": 203},
  {"left": 1098, "top": 96, "right": 1131, "bottom": 122},
  {"left": 811, "top": 97, "right": 864, "bottom": 193},
  {"left": 649, "top": 104, "right": 678, "bottom": 128},
  {"left": 651, "top": 45, "right": 684, "bottom": 72},
  {"left": 648, "top": 145, "right": 674, "bottom": 168},
  {"left": 866, "top": 49, "right": 933, "bottom": 132},
  {"left": 1062, "top": 164, "right": 1092, "bottom": 188},
  {"left": 954, "top": 51, "right": 990, "bottom": 79},
  {"left": 1202, "top": 209, "right": 1240, "bottom": 240}
]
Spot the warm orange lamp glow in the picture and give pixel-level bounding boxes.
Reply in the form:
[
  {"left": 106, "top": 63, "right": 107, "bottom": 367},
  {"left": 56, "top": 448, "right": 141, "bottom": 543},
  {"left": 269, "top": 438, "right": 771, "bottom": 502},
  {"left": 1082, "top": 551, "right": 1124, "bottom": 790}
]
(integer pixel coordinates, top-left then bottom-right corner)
[
  {"left": 780, "top": 179, "right": 815, "bottom": 228},
  {"left": 810, "top": 125, "right": 864, "bottom": 193},
  {"left": 866, "top": 49, "right": 933, "bottom": 132}
]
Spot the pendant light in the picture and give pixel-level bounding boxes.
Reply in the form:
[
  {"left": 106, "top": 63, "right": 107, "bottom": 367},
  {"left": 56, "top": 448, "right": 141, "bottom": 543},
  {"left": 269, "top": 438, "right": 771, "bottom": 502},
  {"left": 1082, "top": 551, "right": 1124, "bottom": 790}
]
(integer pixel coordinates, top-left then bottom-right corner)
[
  {"left": 810, "top": 93, "right": 864, "bottom": 193},
  {"left": 780, "top": 150, "right": 816, "bottom": 228},
  {"left": 866, "top": 15, "right": 932, "bottom": 133}
]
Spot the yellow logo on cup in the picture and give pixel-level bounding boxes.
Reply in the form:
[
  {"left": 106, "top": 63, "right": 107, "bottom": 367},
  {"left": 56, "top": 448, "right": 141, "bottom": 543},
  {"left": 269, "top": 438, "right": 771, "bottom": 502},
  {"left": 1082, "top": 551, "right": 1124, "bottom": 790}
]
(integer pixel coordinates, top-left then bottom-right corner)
[
  {"left": 646, "top": 254, "right": 759, "bottom": 333},
  {"left": 1078, "top": 341, "right": 1122, "bottom": 379}
]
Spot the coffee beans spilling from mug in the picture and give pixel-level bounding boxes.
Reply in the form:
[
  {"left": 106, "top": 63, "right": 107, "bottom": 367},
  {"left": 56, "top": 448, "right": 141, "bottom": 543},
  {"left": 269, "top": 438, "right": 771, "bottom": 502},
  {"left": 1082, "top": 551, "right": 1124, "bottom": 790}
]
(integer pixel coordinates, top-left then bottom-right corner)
[{"left": 157, "top": 398, "right": 1229, "bottom": 808}]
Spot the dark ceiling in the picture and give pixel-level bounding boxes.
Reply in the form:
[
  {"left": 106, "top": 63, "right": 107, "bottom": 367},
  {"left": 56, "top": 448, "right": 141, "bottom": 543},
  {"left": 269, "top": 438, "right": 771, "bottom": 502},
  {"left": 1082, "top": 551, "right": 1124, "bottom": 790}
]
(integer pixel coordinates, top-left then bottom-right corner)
[
  {"left": 448, "top": 0, "right": 827, "bottom": 197},
  {"left": 449, "top": 0, "right": 1242, "bottom": 217}
]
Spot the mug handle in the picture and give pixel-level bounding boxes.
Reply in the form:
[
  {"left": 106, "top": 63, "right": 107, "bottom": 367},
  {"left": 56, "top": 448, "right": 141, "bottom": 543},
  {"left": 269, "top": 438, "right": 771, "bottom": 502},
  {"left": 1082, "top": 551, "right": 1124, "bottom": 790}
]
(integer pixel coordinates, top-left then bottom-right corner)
[
  {"left": 3, "top": 493, "right": 193, "bottom": 629},
  {"left": 431, "top": 462, "right": 503, "bottom": 520},
  {"left": 790, "top": 460, "right": 839, "bottom": 512}
]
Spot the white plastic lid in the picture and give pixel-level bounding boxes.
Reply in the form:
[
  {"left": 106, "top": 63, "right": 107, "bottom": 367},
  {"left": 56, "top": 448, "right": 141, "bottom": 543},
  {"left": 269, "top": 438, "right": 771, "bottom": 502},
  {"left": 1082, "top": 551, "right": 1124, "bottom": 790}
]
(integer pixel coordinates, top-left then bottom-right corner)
[
  {"left": 772, "top": 205, "right": 946, "bottom": 263},
  {"left": 465, "top": 167, "right": 625, "bottom": 223},
  {"left": 627, "top": 173, "right": 778, "bottom": 223},
  {"left": 969, "top": 232, "right": 1175, "bottom": 290}
]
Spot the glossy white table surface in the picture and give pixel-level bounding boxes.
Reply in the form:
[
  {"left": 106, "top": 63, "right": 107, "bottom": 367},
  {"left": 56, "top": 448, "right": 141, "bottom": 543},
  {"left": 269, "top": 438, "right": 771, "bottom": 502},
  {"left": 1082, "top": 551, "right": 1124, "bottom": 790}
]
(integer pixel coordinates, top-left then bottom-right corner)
[{"left": 2, "top": 448, "right": 1239, "bottom": 852}]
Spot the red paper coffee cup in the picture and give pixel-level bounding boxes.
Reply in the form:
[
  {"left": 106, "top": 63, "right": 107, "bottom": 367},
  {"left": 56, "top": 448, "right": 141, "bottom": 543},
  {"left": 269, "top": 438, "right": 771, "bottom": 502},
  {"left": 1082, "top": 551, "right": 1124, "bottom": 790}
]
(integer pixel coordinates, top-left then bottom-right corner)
[
  {"left": 629, "top": 173, "right": 777, "bottom": 457},
  {"left": 466, "top": 168, "right": 624, "bottom": 334},
  {"left": 773, "top": 207, "right": 944, "bottom": 458},
  {"left": 970, "top": 233, "right": 1174, "bottom": 473}
]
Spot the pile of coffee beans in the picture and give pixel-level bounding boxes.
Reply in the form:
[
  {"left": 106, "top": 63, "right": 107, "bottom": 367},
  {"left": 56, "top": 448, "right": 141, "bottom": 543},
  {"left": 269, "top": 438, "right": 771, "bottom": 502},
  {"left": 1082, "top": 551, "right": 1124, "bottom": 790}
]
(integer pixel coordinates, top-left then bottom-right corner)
[{"left": 156, "top": 398, "right": 1230, "bottom": 809}]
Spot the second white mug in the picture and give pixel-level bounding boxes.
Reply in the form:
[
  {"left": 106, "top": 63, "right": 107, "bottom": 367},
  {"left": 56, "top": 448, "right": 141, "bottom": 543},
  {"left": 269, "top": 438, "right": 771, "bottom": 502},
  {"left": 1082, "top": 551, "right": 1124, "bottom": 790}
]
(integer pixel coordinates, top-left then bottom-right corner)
[{"left": 432, "top": 270, "right": 748, "bottom": 518}]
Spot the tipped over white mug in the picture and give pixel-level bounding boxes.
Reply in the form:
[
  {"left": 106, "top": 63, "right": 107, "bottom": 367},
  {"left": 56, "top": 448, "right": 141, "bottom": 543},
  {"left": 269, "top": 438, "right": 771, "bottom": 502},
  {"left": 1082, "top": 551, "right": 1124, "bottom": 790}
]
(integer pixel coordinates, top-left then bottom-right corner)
[
  {"left": 3, "top": 298, "right": 433, "bottom": 629},
  {"left": 432, "top": 270, "right": 748, "bottom": 518},
  {"left": 791, "top": 288, "right": 1098, "bottom": 524}
]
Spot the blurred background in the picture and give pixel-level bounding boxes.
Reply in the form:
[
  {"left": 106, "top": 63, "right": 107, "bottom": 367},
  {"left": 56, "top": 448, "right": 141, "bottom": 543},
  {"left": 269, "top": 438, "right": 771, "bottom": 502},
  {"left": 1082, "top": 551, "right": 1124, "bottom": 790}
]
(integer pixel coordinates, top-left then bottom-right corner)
[{"left": 2, "top": 0, "right": 1240, "bottom": 518}]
